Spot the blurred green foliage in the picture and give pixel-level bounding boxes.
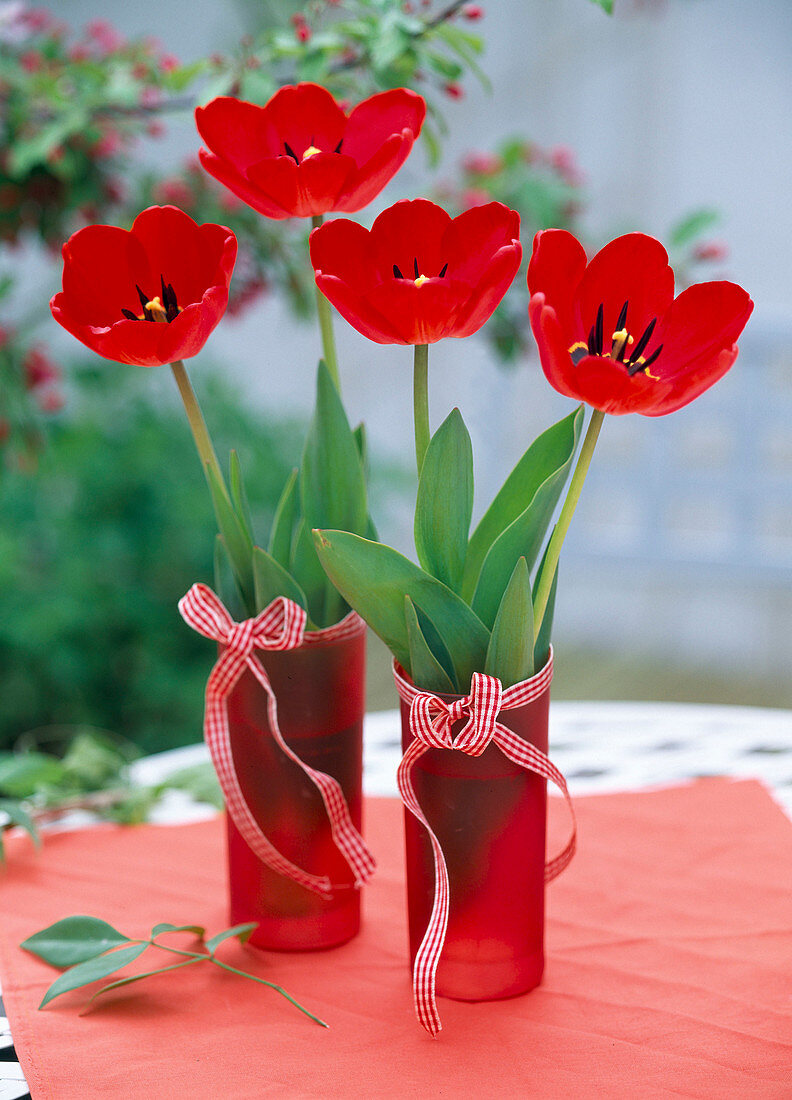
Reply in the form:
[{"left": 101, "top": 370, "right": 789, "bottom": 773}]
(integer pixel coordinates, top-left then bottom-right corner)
[{"left": 0, "top": 363, "right": 301, "bottom": 753}]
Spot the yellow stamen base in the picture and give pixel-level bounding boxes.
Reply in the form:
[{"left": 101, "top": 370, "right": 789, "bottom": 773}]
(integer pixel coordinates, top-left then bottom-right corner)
[
  {"left": 414, "top": 274, "right": 428, "bottom": 288},
  {"left": 302, "top": 145, "right": 321, "bottom": 160}
]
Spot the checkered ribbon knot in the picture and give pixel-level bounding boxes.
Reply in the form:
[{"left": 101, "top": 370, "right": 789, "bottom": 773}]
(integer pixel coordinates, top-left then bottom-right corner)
[
  {"left": 179, "top": 583, "right": 376, "bottom": 899},
  {"left": 395, "top": 651, "right": 576, "bottom": 1037}
]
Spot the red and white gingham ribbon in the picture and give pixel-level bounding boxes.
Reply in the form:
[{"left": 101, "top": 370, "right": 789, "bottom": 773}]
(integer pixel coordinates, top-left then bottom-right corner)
[
  {"left": 394, "top": 649, "right": 576, "bottom": 1036},
  {"left": 179, "top": 583, "right": 376, "bottom": 899}
]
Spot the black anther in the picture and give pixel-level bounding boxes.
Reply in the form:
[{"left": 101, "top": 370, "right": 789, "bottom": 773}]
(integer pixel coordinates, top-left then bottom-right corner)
[
  {"left": 284, "top": 142, "right": 299, "bottom": 163},
  {"left": 595, "top": 303, "right": 604, "bottom": 355},
  {"left": 121, "top": 308, "right": 138, "bottom": 321},
  {"left": 334, "top": 139, "right": 343, "bottom": 153},
  {"left": 627, "top": 317, "right": 657, "bottom": 365},
  {"left": 439, "top": 263, "right": 448, "bottom": 278},
  {"left": 413, "top": 257, "right": 420, "bottom": 279},
  {"left": 393, "top": 265, "right": 404, "bottom": 279},
  {"left": 136, "top": 284, "right": 150, "bottom": 311},
  {"left": 616, "top": 299, "right": 629, "bottom": 331}
]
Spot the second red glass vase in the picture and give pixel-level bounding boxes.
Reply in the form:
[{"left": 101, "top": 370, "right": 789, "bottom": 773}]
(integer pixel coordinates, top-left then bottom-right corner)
[
  {"left": 225, "top": 622, "right": 366, "bottom": 952},
  {"left": 400, "top": 664, "right": 551, "bottom": 1001}
]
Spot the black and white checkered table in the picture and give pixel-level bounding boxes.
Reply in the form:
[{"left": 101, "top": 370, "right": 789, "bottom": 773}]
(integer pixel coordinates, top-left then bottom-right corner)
[{"left": 3, "top": 701, "right": 791, "bottom": 1099}]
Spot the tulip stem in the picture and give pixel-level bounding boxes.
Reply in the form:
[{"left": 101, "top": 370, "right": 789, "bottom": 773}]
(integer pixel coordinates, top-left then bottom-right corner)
[
  {"left": 413, "top": 343, "right": 430, "bottom": 476},
  {"left": 169, "top": 359, "right": 228, "bottom": 499},
  {"left": 311, "top": 215, "right": 340, "bottom": 391},
  {"left": 532, "top": 407, "right": 604, "bottom": 639}
]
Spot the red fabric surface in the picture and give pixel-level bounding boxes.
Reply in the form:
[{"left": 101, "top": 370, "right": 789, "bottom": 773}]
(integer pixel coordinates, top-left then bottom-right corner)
[{"left": 1, "top": 779, "right": 790, "bottom": 1098}]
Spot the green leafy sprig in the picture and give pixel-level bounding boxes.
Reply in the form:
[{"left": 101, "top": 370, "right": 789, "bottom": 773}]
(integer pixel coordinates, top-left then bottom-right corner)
[{"left": 21, "top": 915, "right": 328, "bottom": 1027}]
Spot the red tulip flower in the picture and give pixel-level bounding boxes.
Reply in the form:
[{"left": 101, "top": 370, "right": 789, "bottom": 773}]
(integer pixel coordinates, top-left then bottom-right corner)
[
  {"left": 527, "top": 229, "right": 753, "bottom": 415},
  {"left": 50, "top": 205, "right": 237, "bottom": 367},
  {"left": 310, "top": 198, "right": 522, "bottom": 345},
  {"left": 195, "top": 83, "right": 426, "bottom": 220}
]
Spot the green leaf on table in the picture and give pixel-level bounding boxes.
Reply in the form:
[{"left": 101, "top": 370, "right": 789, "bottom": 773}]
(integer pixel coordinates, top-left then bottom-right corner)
[
  {"left": 206, "top": 462, "right": 255, "bottom": 610},
  {"left": 150, "top": 923, "right": 206, "bottom": 939},
  {"left": 0, "top": 799, "right": 40, "bottom": 857},
  {"left": 38, "top": 943, "right": 149, "bottom": 1008},
  {"left": 229, "top": 450, "right": 255, "bottom": 546},
  {"left": 462, "top": 406, "right": 584, "bottom": 603},
  {"left": 532, "top": 538, "right": 559, "bottom": 670},
  {"left": 205, "top": 922, "right": 257, "bottom": 955},
  {"left": 414, "top": 408, "right": 473, "bottom": 594},
  {"left": 88, "top": 958, "right": 203, "bottom": 1005},
  {"left": 252, "top": 546, "right": 308, "bottom": 616},
  {"left": 404, "top": 597, "right": 456, "bottom": 694},
  {"left": 268, "top": 468, "right": 299, "bottom": 568},
  {"left": 313, "top": 531, "right": 490, "bottom": 688},
  {"left": 22, "top": 917, "right": 132, "bottom": 969},
  {"left": 484, "top": 558, "right": 534, "bottom": 686},
  {"left": 0, "top": 752, "right": 65, "bottom": 798}
]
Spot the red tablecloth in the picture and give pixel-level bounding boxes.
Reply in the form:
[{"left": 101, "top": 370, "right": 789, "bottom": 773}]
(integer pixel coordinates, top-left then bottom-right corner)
[{"left": 1, "top": 779, "right": 790, "bottom": 1098}]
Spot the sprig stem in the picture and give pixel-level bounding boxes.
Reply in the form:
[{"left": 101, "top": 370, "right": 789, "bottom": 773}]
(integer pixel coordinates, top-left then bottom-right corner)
[
  {"left": 532, "top": 407, "right": 605, "bottom": 637},
  {"left": 413, "top": 343, "right": 430, "bottom": 475},
  {"left": 311, "top": 215, "right": 340, "bottom": 390},
  {"left": 169, "top": 359, "right": 229, "bottom": 500}
]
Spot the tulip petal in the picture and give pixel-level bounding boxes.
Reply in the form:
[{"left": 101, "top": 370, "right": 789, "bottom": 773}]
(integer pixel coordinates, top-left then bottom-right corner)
[
  {"left": 574, "top": 233, "right": 675, "bottom": 348},
  {"left": 454, "top": 241, "right": 523, "bottom": 337},
  {"left": 365, "top": 278, "right": 468, "bottom": 344},
  {"left": 342, "top": 88, "right": 425, "bottom": 164},
  {"left": 60, "top": 225, "right": 146, "bottom": 326},
  {"left": 652, "top": 280, "right": 754, "bottom": 380},
  {"left": 263, "top": 83, "right": 347, "bottom": 156},
  {"left": 315, "top": 274, "right": 406, "bottom": 344},
  {"left": 333, "top": 132, "right": 413, "bottom": 213},
  {"left": 442, "top": 202, "right": 520, "bottom": 287},
  {"left": 247, "top": 152, "right": 355, "bottom": 219},
  {"left": 195, "top": 97, "right": 278, "bottom": 172},
  {"left": 310, "top": 219, "right": 378, "bottom": 292},
  {"left": 643, "top": 344, "right": 739, "bottom": 416},
  {"left": 369, "top": 199, "right": 452, "bottom": 283},
  {"left": 198, "top": 150, "right": 291, "bottom": 219},
  {"left": 571, "top": 354, "right": 674, "bottom": 415},
  {"left": 527, "top": 229, "right": 587, "bottom": 340},
  {"left": 130, "top": 206, "right": 222, "bottom": 306},
  {"left": 528, "top": 294, "right": 585, "bottom": 401}
]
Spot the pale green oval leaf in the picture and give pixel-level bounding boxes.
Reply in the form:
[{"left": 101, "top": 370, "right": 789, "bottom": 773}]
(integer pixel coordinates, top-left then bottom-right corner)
[
  {"left": 206, "top": 922, "right": 258, "bottom": 955},
  {"left": 22, "top": 916, "right": 131, "bottom": 968},
  {"left": 404, "top": 597, "right": 456, "bottom": 693},
  {"left": 39, "top": 943, "right": 148, "bottom": 1008}
]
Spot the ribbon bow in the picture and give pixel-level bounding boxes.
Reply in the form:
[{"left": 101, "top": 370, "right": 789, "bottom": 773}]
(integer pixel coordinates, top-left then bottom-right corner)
[
  {"left": 395, "top": 651, "right": 576, "bottom": 1036},
  {"left": 179, "top": 583, "right": 376, "bottom": 899}
]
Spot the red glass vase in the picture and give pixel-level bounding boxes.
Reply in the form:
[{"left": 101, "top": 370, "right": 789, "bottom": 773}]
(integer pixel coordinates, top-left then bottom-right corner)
[
  {"left": 400, "top": 672, "right": 550, "bottom": 1001},
  {"left": 225, "top": 624, "right": 365, "bottom": 951}
]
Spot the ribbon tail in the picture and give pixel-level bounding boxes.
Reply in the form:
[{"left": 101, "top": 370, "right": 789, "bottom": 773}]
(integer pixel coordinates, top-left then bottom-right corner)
[
  {"left": 397, "top": 739, "right": 447, "bottom": 1037},
  {"left": 203, "top": 665, "right": 334, "bottom": 899},
  {"left": 249, "top": 655, "right": 376, "bottom": 889},
  {"left": 495, "top": 726, "right": 577, "bottom": 882}
]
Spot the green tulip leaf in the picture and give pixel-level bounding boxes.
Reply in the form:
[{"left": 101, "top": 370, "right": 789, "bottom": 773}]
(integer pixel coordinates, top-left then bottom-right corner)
[
  {"left": 38, "top": 943, "right": 149, "bottom": 1008},
  {"left": 469, "top": 409, "right": 584, "bottom": 628},
  {"left": 404, "top": 597, "right": 456, "bottom": 693},
  {"left": 532, "top": 537, "right": 559, "bottom": 670},
  {"left": 214, "top": 535, "right": 247, "bottom": 622},
  {"left": 22, "top": 916, "right": 133, "bottom": 969},
  {"left": 484, "top": 558, "right": 534, "bottom": 686},
  {"left": 228, "top": 449, "right": 255, "bottom": 546},
  {"left": 300, "top": 360, "right": 368, "bottom": 542},
  {"left": 313, "top": 530, "right": 490, "bottom": 688},
  {"left": 462, "top": 407, "right": 584, "bottom": 602},
  {"left": 252, "top": 546, "right": 309, "bottom": 618},
  {"left": 291, "top": 521, "right": 334, "bottom": 628},
  {"left": 205, "top": 922, "right": 258, "bottom": 955},
  {"left": 206, "top": 461, "right": 255, "bottom": 611},
  {"left": 268, "top": 468, "right": 299, "bottom": 569},
  {"left": 414, "top": 408, "right": 473, "bottom": 593}
]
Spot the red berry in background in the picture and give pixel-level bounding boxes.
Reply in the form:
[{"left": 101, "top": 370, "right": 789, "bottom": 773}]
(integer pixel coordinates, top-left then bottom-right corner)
[
  {"left": 444, "top": 82, "right": 463, "bottom": 99},
  {"left": 464, "top": 4, "right": 484, "bottom": 19}
]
